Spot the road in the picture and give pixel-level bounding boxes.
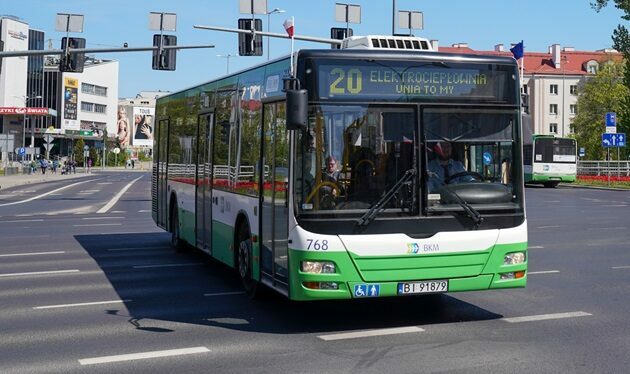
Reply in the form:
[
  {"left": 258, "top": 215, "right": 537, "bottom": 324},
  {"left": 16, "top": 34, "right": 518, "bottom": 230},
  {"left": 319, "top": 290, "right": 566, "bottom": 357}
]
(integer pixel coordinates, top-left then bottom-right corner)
[{"left": 0, "top": 174, "right": 629, "bottom": 373}]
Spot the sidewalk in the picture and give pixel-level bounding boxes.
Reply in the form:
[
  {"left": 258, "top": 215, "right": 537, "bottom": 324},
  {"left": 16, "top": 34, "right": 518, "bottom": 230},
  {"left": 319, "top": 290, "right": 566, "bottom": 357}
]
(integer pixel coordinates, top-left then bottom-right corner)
[{"left": 0, "top": 171, "right": 91, "bottom": 190}]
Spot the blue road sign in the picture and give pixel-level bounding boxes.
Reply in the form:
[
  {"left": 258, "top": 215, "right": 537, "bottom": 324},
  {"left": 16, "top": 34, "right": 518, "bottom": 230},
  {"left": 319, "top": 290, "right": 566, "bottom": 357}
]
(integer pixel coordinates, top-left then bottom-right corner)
[
  {"left": 579, "top": 147, "right": 585, "bottom": 157},
  {"left": 605, "top": 112, "right": 617, "bottom": 127},
  {"left": 602, "top": 133, "right": 626, "bottom": 148},
  {"left": 17, "top": 147, "right": 25, "bottom": 155}
]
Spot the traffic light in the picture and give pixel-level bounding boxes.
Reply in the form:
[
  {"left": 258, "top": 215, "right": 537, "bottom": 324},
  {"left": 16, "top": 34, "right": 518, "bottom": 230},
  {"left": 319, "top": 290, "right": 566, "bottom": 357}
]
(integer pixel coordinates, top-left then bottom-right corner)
[
  {"left": 238, "top": 19, "right": 263, "bottom": 56},
  {"left": 330, "top": 28, "right": 353, "bottom": 49},
  {"left": 60, "top": 37, "right": 86, "bottom": 73},
  {"left": 152, "top": 35, "right": 177, "bottom": 71}
]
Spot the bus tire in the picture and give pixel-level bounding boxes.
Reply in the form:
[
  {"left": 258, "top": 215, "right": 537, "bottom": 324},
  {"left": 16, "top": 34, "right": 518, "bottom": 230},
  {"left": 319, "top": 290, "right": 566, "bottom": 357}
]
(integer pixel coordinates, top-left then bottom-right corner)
[
  {"left": 236, "top": 222, "right": 259, "bottom": 298},
  {"left": 544, "top": 182, "right": 558, "bottom": 188},
  {"left": 170, "top": 204, "right": 187, "bottom": 253}
]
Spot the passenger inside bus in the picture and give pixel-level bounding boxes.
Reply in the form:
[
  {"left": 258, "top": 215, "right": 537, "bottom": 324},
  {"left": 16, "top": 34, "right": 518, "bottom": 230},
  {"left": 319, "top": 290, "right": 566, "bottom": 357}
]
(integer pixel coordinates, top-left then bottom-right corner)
[{"left": 427, "top": 141, "right": 475, "bottom": 192}]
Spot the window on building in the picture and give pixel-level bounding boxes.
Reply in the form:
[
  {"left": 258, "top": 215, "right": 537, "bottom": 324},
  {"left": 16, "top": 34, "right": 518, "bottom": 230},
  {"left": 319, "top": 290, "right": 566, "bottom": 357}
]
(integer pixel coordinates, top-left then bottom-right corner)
[
  {"left": 586, "top": 60, "right": 599, "bottom": 74},
  {"left": 522, "top": 84, "right": 528, "bottom": 95},
  {"left": 570, "top": 85, "right": 577, "bottom": 95},
  {"left": 94, "top": 86, "right": 108, "bottom": 96},
  {"left": 549, "top": 123, "right": 558, "bottom": 134},
  {"left": 550, "top": 104, "right": 558, "bottom": 115},
  {"left": 570, "top": 105, "right": 577, "bottom": 115},
  {"left": 81, "top": 102, "right": 94, "bottom": 112},
  {"left": 81, "top": 83, "right": 95, "bottom": 94},
  {"left": 550, "top": 84, "right": 558, "bottom": 95},
  {"left": 569, "top": 124, "right": 576, "bottom": 134},
  {"left": 94, "top": 104, "right": 107, "bottom": 114}
]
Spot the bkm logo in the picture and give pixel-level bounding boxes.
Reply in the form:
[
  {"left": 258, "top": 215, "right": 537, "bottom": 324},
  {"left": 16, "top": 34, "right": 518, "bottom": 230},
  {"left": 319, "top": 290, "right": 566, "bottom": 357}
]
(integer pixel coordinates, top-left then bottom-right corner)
[{"left": 407, "top": 243, "right": 420, "bottom": 253}]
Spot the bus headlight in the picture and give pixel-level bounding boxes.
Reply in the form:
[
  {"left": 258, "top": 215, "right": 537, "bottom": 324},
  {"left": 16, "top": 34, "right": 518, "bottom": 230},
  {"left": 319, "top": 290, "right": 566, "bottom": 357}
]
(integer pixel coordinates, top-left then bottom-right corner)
[
  {"left": 301, "top": 261, "right": 336, "bottom": 274},
  {"left": 503, "top": 252, "right": 526, "bottom": 265}
]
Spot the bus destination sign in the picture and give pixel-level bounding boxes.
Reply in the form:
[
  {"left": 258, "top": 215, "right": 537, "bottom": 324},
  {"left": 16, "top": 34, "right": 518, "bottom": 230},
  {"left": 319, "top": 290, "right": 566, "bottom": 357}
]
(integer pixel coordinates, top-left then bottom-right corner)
[{"left": 317, "top": 62, "right": 512, "bottom": 102}]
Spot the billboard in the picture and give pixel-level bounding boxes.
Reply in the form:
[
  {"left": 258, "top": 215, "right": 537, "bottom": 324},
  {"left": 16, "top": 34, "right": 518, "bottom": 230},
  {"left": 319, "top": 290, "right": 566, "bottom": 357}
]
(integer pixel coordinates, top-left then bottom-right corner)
[
  {"left": 62, "top": 77, "right": 79, "bottom": 131},
  {"left": 0, "top": 18, "right": 28, "bottom": 107},
  {"left": 132, "top": 107, "right": 154, "bottom": 146},
  {"left": 116, "top": 105, "right": 130, "bottom": 148}
]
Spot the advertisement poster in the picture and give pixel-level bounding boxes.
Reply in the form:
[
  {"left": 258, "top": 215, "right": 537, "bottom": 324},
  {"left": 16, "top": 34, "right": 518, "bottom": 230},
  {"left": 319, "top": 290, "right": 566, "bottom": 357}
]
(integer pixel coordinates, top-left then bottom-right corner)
[
  {"left": 132, "top": 107, "right": 154, "bottom": 146},
  {"left": 62, "top": 77, "right": 79, "bottom": 131},
  {"left": 117, "top": 105, "right": 130, "bottom": 148}
]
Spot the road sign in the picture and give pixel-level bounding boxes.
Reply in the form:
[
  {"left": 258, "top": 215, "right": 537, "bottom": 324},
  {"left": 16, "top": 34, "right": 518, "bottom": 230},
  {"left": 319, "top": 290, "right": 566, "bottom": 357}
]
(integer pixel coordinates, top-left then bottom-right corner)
[
  {"left": 605, "top": 112, "right": 617, "bottom": 133},
  {"left": 579, "top": 147, "right": 585, "bottom": 157},
  {"left": 44, "top": 143, "right": 55, "bottom": 152},
  {"left": 112, "top": 147, "right": 121, "bottom": 154},
  {"left": 83, "top": 145, "right": 89, "bottom": 151},
  {"left": 43, "top": 134, "right": 54, "bottom": 143},
  {"left": 17, "top": 147, "right": 26, "bottom": 155},
  {"left": 602, "top": 133, "right": 626, "bottom": 148}
]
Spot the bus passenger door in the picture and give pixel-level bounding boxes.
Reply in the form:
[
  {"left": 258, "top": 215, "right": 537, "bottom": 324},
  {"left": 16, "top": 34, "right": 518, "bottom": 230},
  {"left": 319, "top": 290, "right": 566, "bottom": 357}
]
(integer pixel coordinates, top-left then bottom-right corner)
[
  {"left": 156, "top": 118, "right": 169, "bottom": 229},
  {"left": 196, "top": 112, "right": 214, "bottom": 253},
  {"left": 261, "top": 102, "right": 289, "bottom": 289}
]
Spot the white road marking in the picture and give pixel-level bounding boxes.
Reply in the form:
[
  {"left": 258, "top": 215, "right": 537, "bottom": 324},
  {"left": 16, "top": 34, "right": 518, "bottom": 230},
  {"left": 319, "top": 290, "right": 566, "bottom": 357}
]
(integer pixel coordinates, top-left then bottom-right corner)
[
  {"left": 543, "top": 200, "right": 561, "bottom": 203},
  {"left": 78, "top": 346, "right": 210, "bottom": 365},
  {"left": 33, "top": 299, "right": 130, "bottom": 310},
  {"left": 0, "top": 219, "right": 44, "bottom": 223},
  {"left": 138, "top": 209, "right": 151, "bottom": 213},
  {"left": 82, "top": 216, "right": 122, "bottom": 220},
  {"left": 203, "top": 291, "right": 245, "bottom": 297},
  {"left": 97, "top": 176, "right": 143, "bottom": 214},
  {"left": 80, "top": 190, "right": 101, "bottom": 192},
  {"left": 0, "top": 269, "right": 80, "bottom": 278},
  {"left": 536, "top": 225, "right": 562, "bottom": 229},
  {"left": 97, "top": 182, "right": 113, "bottom": 185},
  {"left": 133, "top": 263, "right": 204, "bottom": 269},
  {"left": 318, "top": 326, "right": 424, "bottom": 341},
  {"left": 107, "top": 246, "right": 169, "bottom": 251},
  {"left": 528, "top": 270, "right": 560, "bottom": 275},
  {"left": 0, "top": 179, "right": 96, "bottom": 207},
  {"left": 110, "top": 210, "right": 126, "bottom": 213},
  {"left": 73, "top": 223, "right": 122, "bottom": 227},
  {"left": 528, "top": 246, "right": 544, "bottom": 249},
  {"left": 0, "top": 251, "right": 65, "bottom": 257},
  {"left": 612, "top": 265, "right": 630, "bottom": 269},
  {"left": 502, "top": 311, "right": 591, "bottom": 323}
]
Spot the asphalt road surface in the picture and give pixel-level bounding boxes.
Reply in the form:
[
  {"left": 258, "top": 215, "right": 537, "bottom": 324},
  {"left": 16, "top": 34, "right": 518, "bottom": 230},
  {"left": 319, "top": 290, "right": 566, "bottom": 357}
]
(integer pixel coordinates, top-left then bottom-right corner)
[{"left": 0, "top": 174, "right": 629, "bottom": 373}]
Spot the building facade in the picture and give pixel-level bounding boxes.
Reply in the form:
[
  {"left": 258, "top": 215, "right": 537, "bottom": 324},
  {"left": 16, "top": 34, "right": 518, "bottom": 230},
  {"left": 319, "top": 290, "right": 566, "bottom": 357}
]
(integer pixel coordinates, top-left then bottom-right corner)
[{"left": 440, "top": 43, "right": 623, "bottom": 137}]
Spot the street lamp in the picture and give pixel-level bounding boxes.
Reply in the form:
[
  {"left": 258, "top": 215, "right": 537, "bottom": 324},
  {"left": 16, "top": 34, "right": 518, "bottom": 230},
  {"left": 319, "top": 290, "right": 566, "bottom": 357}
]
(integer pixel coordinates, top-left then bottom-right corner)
[
  {"left": 266, "top": 8, "right": 285, "bottom": 60},
  {"left": 15, "top": 95, "right": 43, "bottom": 149},
  {"left": 217, "top": 54, "right": 236, "bottom": 74}
]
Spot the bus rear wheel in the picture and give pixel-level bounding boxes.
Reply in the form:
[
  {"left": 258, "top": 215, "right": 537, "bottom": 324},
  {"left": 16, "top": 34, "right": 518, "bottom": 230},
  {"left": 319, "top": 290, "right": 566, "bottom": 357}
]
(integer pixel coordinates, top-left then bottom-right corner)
[
  {"left": 237, "top": 223, "right": 259, "bottom": 297},
  {"left": 170, "top": 206, "right": 187, "bottom": 252},
  {"left": 544, "top": 182, "right": 559, "bottom": 188}
]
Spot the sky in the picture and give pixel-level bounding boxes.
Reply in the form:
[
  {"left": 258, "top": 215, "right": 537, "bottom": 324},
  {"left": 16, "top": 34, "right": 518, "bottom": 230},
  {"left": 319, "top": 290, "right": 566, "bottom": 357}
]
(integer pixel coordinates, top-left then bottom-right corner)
[{"left": 3, "top": 0, "right": 625, "bottom": 98}]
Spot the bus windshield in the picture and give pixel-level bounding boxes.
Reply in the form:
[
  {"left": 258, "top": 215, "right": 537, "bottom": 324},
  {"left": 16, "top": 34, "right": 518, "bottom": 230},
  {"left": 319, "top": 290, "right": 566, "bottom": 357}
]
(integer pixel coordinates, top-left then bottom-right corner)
[{"left": 294, "top": 105, "right": 520, "bottom": 218}]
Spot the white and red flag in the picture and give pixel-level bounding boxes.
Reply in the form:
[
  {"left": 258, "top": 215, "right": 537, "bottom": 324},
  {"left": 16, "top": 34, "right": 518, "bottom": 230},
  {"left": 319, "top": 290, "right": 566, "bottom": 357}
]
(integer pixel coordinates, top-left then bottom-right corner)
[{"left": 283, "top": 18, "right": 294, "bottom": 38}]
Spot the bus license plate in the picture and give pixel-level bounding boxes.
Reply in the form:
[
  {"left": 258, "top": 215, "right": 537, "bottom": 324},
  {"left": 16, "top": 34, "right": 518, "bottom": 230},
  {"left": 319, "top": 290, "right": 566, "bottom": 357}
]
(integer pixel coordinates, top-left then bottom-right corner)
[{"left": 398, "top": 280, "right": 448, "bottom": 295}]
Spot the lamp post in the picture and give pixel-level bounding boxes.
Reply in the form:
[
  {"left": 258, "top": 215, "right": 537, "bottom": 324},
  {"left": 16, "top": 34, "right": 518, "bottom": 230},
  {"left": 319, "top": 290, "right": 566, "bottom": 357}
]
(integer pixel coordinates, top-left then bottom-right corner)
[
  {"left": 561, "top": 55, "right": 567, "bottom": 137},
  {"left": 266, "top": 8, "right": 285, "bottom": 60},
  {"left": 217, "top": 54, "right": 236, "bottom": 74},
  {"left": 16, "top": 95, "right": 43, "bottom": 150}
]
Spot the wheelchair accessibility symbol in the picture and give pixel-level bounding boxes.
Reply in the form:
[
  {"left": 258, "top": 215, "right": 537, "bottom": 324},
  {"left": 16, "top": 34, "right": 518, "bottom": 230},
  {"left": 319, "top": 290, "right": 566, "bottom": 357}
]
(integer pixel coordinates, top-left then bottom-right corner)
[{"left": 354, "top": 284, "right": 380, "bottom": 298}]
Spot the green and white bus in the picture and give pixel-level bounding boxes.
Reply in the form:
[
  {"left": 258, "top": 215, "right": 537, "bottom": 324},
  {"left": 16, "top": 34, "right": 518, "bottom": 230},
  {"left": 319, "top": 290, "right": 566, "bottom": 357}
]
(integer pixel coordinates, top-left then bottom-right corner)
[
  {"left": 152, "top": 36, "right": 528, "bottom": 300},
  {"left": 523, "top": 128, "right": 577, "bottom": 187}
]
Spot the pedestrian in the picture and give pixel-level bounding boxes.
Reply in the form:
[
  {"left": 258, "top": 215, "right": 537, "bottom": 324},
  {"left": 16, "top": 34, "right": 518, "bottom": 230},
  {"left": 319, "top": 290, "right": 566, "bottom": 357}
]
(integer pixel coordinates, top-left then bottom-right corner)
[
  {"left": 71, "top": 160, "right": 76, "bottom": 174},
  {"left": 40, "top": 158, "right": 48, "bottom": 175},
  {"left": 52, "top": 158, "right": 59, "bottom": 174},
  {"left": 87, "top": 158, "right": 92, "bottom": 173},
  {"left": 131, "top": 159, "right": 135, "bottom": 169}
]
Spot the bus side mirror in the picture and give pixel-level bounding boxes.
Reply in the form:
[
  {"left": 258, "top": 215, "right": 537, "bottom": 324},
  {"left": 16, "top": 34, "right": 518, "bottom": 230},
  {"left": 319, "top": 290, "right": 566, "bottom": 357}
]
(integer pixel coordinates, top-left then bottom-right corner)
[{"left": 286, "top": 89, "right": 308, "bottom": 131}]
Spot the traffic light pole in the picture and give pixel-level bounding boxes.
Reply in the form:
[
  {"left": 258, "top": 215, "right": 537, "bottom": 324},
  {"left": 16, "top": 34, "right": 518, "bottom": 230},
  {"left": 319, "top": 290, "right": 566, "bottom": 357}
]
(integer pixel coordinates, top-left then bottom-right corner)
[{"left": 0, "top": 44, "right": 215, "bottom": 58}]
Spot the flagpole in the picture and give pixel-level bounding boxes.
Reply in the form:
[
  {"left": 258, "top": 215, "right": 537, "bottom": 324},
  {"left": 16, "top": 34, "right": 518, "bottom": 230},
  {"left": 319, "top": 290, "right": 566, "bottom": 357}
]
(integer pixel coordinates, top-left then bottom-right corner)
[
  {"left": 520, "top": 41, "right": 524, "bottom": 89},
  {"left": 290, "top": 16, "right": 295, "bottom": 76}
]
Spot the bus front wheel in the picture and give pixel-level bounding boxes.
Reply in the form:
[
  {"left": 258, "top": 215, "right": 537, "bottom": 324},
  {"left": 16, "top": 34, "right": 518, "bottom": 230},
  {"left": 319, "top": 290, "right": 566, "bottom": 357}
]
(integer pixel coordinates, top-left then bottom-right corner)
[{"left": 237, "top": 223, "right": 258, "bottom": 297}]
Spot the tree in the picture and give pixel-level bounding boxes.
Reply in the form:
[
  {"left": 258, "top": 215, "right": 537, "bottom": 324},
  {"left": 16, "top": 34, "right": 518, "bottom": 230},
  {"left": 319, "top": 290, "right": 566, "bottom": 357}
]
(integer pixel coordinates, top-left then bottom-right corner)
[
  {"left": 73, "top": 138, "right": 85, "bottom": 166},
  {"left": 592, "top": 0, "right": 630, "bottom": 150},
  {"left": 572, "top": 61, "right": 629, "bottom": 159}
]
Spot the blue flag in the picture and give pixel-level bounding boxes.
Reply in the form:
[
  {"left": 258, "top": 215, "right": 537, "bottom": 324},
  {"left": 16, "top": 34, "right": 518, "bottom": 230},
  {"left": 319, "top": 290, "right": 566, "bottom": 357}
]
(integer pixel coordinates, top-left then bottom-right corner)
[{"left": 510, "top": 41, "right": 524, "bottom": 59}]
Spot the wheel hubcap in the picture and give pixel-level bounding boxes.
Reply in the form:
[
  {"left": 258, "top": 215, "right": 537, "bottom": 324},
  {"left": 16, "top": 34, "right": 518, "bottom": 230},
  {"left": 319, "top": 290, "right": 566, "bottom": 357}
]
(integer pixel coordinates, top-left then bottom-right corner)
[{"left": 238, "top": 240, "right": 250, "bottom": 279}]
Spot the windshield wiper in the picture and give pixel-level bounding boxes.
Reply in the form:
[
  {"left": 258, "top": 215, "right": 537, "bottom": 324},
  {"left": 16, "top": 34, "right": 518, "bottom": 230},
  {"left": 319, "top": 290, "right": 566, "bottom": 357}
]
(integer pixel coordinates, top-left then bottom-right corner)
[
  {"left": 356, "top": 168, "right": 416, "bottom": 228},
  {"left": 434, "top": 181, "right": 484, "bottom": 229}
]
